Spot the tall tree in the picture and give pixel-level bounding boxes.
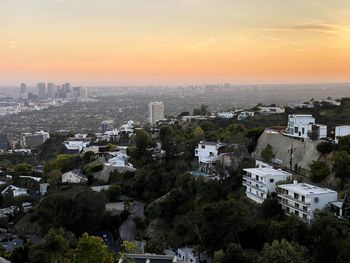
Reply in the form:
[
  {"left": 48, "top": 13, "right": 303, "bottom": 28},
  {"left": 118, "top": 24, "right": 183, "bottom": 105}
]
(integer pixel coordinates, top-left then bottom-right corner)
[{"left": 73, "top": 233, "right": 114, "bottom": 263}]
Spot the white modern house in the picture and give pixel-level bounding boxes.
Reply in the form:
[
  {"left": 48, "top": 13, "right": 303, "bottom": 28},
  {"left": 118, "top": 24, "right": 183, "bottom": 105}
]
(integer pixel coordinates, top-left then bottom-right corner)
[
  {"left": 238, "top": 111, "right": 254, "bottom": 121},
  {"left": 278, "top": 182, "right": 337, "bottom": 222},
  {"left": 177, "top": 247, "right": 212, "bottom": 263},
  {"left": 1, "top": 185, "right": 28, "bottom": 197},
  {"left": 243, "top": 167, "right": 291, "bottom": 203},
  {"left": 259, "top": 106, "right": 285, "bottom": 114},
  {"left": 285, "top": 114, "right": 327, "bottom": 140},
  {"left": 335, "top": 125, "right": 350, "bottom": 143},
  {"left": 217, "top": 112, "right": 234, "bottom": 119},
  {"left": 195, "top": 141, "right": 227, "bottom": 174},
  {"left": 63, "top": 141, "right": 90, "bottom": 153},
  {"left": 61, "top": 171, "right": 87, "bottom": 184},
  {"left": 105, "top": 151, "right": 136, "bottom": 172}
]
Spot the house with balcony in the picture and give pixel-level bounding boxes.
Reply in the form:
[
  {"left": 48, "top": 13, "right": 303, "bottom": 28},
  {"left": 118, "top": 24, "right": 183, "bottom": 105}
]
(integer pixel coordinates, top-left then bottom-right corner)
[
  {"left": 285, "top": 114, "right": 327, "bottom": 140},
  {"left": 194, "top": 141, "right": 227, "bottom": 174},
  {"left": 243, "top": 166, "right": 291, "bottom": 203},
  {"left": 278, "top": 182, "right": 337, "bottom": 222}
]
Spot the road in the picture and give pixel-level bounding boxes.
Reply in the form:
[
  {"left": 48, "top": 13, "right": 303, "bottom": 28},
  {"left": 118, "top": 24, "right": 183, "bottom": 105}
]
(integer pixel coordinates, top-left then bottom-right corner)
[{"left": 119, "top": 201, "right": 145, "bottom": 241}]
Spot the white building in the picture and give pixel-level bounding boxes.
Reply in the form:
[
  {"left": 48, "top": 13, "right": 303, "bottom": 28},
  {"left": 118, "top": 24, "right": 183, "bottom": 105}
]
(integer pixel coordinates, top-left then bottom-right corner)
[
  {"left": 237, "top": 111, "right": 254, "bottom": 121},
  {"left": 217, "top": 112, "right": 234, "bottom": 119},
  {"left": 105, "top": 151, "right": 136, "bottom": 171},
  {"left": 195, "top": 141, "right": 226, "bottom": 174},
  {"left": 243, "top": 167, "right": 291, "bottom": 203},
  {"left": 63, "top": 141, "right": 90, "bottom": 153},
  {"left": 1, "top": 185, "right": 28, "bottom": 197},
  {"left": 278, "top": 182, "right": 337, "bottom": 222},
  {"left": 177, "top": 247, "right": 212, "bottom": 263},
  {"left": 259, "top": 106, "right": 285, "bottom": 114},
  {"left": 148, "top": 101, "right": 165, "bottom": 124},
  {"left": 335, "top": 125, "right": 350, "bottom": 144},
  {"left": 61, "top": 171, "right": 87, "bottom": 184},
  {"left": 286, "top": 114, "right": 315, "bottom": 139}
]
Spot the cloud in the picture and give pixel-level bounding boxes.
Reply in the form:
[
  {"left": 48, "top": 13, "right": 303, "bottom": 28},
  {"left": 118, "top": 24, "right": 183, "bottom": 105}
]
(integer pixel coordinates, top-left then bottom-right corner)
[{"left": 266, "top": 23, "right": 341, "bottom": 34}]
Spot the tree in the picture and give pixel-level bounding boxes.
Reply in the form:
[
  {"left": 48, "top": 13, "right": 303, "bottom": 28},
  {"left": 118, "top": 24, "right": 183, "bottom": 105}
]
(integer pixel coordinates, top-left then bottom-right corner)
[
  {"left": 316, "top": 141, "right": 334, "bottom": 155},
  {"left": 309, "top": 161, "right": 329, "bottom": 183},
  {"left": 144, "top": 238, "right": 165, "bottom": 254},
  {"left": 261, "top": 144, "right": 274, "bottom": 162},
  {"left": 83, "top": 151, "right": 96, "bottom": 164},
  {"left": 47, "top": 169, "right": 62, "bottom": 187},
  {"left": 332, "top": 151, "right": 350, "bottom": 179},
  {"left": 258, "top": 239, "right": 309, "bottom": 263},
  {"left": 14, "top": 162, "right": 32, "bottom": 174},
  {"left": 28, "top": 228, "right": 75, "bottom": 263},
  {"left": 338, "top": 135, "right": 350, "bottom": 154},
  {"left": 105, "top": 184, "right": 122, "bottom": 202},
  {"left": 73, "top": 233, "right": 114, "bottom": 263},
  {"left": 134, "top": 129, "right": 152, "bottom": 155}
]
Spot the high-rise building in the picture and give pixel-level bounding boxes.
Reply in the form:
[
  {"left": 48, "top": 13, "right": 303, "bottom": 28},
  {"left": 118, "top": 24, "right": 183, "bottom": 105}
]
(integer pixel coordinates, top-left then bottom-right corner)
[
  {"left": 37, "top": 82, "right": 46, "bottom": 99},
  {"left": 73, "top": 86, "right": 82, "bottom": 98},
  {"left": 63, "top": 82, "right": 70, "bottom": 93},
  {"left": 20, "top": 83, "right": 27, "bottom": 94},
  {"left": 99, "top": 120, "right": 114, "bottom": 134},
  {"left": 21, "top": 131, "right": 50, "bottom": 148},
  {"left": 47, "top": 83, "right": 56, "bottom": 98},
  {"left": 148, "top": 101, "right": 164, "bottom": 124}
]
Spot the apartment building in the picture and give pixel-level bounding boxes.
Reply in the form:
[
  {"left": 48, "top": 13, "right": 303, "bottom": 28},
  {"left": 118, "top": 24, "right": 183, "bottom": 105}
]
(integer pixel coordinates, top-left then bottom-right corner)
[
  {"left": 243, "top": 166, "right": 291, "bottom": 203},
  {"left": 278, "top": 182, "right": 337, "bottom": 222},
  {"left": 148, "top": 101, "right": 165, "bottom": 124},
  {"left": 195, "top": 141, "right": 227, "bottom": 174}
]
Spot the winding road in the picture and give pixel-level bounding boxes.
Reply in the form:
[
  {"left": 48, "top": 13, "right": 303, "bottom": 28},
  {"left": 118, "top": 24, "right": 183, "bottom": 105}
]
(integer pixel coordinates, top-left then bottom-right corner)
[{"left": 119, "top": 201, "right": 145, "bottom": 241}]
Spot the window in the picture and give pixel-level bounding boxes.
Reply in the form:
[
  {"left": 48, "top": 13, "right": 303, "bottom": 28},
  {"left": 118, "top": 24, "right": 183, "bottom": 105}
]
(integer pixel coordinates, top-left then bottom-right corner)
[
  {"left": 256, "top": 175, "right": 259, "bottom": 180},
  {"left": 261, "top": 193, "right": 263, "bottom": 197},
  {"left": 201, "top": 145, "right": 205, "bottom": 149},
  {"left": 295, "top": 211, "right": 299, "bottom": 216},
  {"left": 294, "top": 127, "right": 299, "bottom": 133},
  {"left": 314, "top": 197, "right": 319, "bottom": 203},
  {"left": 295, "top": 203, "right": 299, "bottom": 208},
  {"left": 209, "top": 152, "right": 213, "bottom": 155},
  {"left": 269, "top": 178, "right": 274, "bottom": 183},
  {"left": 302, "top": 196, "right": 305, "bottom": 202},
  {"left": 294, "top": 193, "right": 299, "bottom": 199},
  {"left": 303, "top": 214, "right": 308, "bottom": 220},
  {"left": 303, "top": 206, "right": 307, "bottom": 211},
  {"left": 302, "top": 127, "right": 305, "bottom": 134}
]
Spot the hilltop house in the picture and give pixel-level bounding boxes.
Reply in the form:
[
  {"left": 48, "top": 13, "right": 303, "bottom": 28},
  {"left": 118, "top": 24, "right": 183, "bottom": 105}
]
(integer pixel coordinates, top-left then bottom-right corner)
[
  {"left": 285, "top": 114, "right": 327, "bottom": 140},
  {"left": 335, "top": 125, "right": 350, "bottom": 143},
  {"left": 278, "top": 182, "right": 337, "bottom": 222},
  {"left": 195, "top": 141, "right": 227, "bottom": 174}
]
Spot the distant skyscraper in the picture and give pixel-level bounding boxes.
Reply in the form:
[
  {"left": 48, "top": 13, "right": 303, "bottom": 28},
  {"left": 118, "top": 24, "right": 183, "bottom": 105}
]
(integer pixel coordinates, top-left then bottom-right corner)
[
  {"left": 37, "top": 82, "right": 46, "bottom": 99},
  {"left": 63, "top": 82, "right": 70, "bottom": 93},
  {"left": 148, "top": 101, "right": 165, "bottom": 124},
  {"left": 47, "top": 83, "right": 56, "bottom": 98},
  {"left": 73, "top": 86, "right": 82, "bottom": 98},
  {"left": 20, "top": 83, "right": 27, "bottom": 94}
]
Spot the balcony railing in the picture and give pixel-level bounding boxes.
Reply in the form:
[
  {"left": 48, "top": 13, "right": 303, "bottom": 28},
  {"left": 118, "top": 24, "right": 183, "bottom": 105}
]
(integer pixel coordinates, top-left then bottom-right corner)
[
  {"left": 243, "top": 181, "right": 266, "bottom": 192},
  {"left": 243, "top": 176, "right": 266, "bottom": 186},
  {"left": 278, "top": 193, "right": 311, "bottom": 205}
]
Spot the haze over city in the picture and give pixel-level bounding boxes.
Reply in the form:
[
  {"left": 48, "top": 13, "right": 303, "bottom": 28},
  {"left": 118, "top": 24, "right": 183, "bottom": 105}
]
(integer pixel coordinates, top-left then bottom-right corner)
[{"left": 1, "top": 0, "right": 350, "bottom": 85}]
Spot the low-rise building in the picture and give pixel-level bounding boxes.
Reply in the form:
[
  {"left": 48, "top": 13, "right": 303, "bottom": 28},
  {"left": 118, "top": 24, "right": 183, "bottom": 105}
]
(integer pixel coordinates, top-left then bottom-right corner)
[
  {"left": 335, "top": 125, "right": 350, "bottom": 144},
  {"left": 237, "top": 111, "right": 254, "bottom": 121},
  {"left": 61, "top": 171, "right": 87, "bottom": 184},
  {"left": 259, "top": 106, "right": 285, "bottom": 114},
  {"left": 195, "top": 141, "right": 227, "bottom": 174},
  {"left": 217, "top": 112, "right": 234, "bottom": 119},
  {"left": 177, "top": 247, "right": 212, "bottom": 263},
  {"left": 63, "top": 140, "right": 90, "bottom": 153},
  {"left": 278, "top": 182, "right": 337, "bottom": 222},
  {"left": 1, "top": 185, "right": 28, "bottom": 197},
  {"left": 243, "top": 166, "right": 291, "bottom": 203}
]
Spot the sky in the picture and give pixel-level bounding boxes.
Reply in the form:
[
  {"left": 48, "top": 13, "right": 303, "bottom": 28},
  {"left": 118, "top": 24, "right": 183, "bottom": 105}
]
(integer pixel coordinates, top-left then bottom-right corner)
[{"left": 1, "top": 0, "right": 350, "bottom": 85}]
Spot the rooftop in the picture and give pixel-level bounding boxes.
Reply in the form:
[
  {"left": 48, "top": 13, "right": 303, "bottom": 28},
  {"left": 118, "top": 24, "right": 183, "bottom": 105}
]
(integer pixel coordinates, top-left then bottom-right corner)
[
  {"left": 243, "top": 167, "right": 291, "bottom": 178},
  {"left": 199, "top": 141, "right": 226, "bottom": 147},
  {"left": 279, "top": 183, "right": 337, "bottom": 196}
]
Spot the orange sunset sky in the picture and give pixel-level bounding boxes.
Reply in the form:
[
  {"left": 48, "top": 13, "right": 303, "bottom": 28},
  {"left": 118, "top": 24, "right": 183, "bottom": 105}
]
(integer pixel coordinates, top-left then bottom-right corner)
[{"left": 1, "top": 0, "right": 350, "bottom": 85}]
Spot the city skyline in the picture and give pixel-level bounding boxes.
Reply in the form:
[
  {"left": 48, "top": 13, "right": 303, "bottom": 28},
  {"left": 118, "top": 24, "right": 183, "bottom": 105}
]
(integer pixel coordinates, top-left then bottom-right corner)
[{"left": 1, "top": 0, "right": 350, "bottom": 85}]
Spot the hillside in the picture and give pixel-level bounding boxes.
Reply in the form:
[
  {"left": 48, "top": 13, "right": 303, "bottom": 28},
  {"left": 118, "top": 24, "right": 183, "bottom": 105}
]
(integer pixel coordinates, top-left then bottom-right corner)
[{"left": 255, "top": 129, "right": 320, "bottom": 175}]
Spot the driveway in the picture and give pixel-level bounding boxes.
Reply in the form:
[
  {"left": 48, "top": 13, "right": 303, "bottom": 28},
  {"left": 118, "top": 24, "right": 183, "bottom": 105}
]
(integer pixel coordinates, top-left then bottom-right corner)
[{"left": 119, "top": 201, "right": 145, "bottom": 241}]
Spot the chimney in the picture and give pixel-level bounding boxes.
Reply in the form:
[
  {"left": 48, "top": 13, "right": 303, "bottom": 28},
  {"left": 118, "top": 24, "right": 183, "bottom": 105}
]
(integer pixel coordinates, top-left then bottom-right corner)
[{"left": 293, "top": 180, "right": 298, "bottom": 185}]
